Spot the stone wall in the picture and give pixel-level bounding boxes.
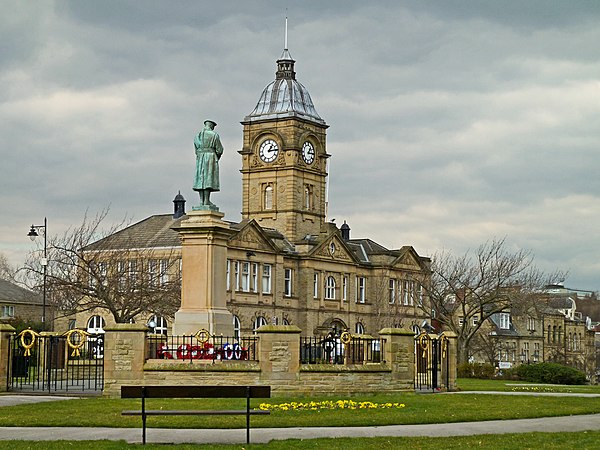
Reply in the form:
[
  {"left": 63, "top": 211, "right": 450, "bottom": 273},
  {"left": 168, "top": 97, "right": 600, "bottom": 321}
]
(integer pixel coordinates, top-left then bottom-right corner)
[{"left": 102, "top": 324, "right": 457, "bottom": 397}]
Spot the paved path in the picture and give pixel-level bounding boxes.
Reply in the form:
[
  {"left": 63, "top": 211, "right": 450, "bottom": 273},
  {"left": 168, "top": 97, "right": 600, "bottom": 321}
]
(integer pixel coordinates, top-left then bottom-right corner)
[
  {"left": 0, "top": 393, "right": 599, "bottom": 444},
  {"left": 0, "top": 414, "right": 599, "bottom": 444},
  {"left": 0, "top": 395, "right": 79, "bottom": 407}
]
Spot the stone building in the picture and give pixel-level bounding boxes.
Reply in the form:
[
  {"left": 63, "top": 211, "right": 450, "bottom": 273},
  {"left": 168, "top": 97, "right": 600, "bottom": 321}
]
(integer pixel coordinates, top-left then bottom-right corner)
[
  {"left": 0, "top": 278, "right": 48, "bottom": 329},
  {"left": 468, "top": 291, "right": 596, "bottom": 380},
  {"left": 66, "top": 46, "right": 431, "bottom": 338}
]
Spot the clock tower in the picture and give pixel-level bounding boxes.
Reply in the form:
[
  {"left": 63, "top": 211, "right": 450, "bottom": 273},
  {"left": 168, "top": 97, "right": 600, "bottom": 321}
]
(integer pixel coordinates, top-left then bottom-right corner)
[{"left": 240, "top": 46, "right": 329, "bottom": 242}]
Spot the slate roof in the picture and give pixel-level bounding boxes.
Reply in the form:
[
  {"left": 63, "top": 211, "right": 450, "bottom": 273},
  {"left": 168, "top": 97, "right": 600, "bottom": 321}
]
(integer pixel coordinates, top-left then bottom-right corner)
[
  {"left": 83, "top": 214, "right": 185, "bottom": 252},
  {"left": 0, "top": 279, "right": 42, "bottom": 305},
  {"left": 547, "top": 296, "right": 575, "bottom": 310},
  {"left": 82, "top": 212, "right": 425, "bottom": 268}
]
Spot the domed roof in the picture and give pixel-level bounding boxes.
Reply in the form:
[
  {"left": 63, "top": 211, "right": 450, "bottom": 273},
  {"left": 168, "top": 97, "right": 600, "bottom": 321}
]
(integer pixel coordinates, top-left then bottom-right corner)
[{"left": 244, "top": 49, "right": 326, "bottom": 125}]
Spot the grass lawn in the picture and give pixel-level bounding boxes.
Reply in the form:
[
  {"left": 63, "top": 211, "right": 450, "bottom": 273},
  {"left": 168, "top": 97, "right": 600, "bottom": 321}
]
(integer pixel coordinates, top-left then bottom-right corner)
[
  {"left": 1, "top": 381, "right": 599, "bottom": 449},
  {"left": 456, "top": 378, "right": 600, "bottom": 393},
  {"left": 0, "top": 388, "right": 599, "bottom": 429},
  {"left": 2, "top": 432, "right": 600, "bottom": 449}
]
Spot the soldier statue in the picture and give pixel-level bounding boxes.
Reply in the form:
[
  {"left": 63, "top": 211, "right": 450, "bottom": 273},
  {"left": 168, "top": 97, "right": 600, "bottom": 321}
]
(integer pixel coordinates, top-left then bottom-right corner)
[{"left": 193, "top": 120, "right": 223, "bottom": 209}]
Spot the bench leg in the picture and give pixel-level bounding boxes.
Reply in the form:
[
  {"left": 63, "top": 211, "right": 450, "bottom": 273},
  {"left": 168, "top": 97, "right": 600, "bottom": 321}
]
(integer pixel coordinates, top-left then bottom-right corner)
[
  {"left": 246, "top": 387, "right": 250, "bottom": 444},
  {"left": 142, "top": 390, "right": 147, "bottom": 445}
]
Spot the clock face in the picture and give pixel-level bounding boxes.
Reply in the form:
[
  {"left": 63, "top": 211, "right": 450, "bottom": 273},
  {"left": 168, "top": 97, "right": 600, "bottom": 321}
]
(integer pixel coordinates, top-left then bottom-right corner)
[
  {"left": 259, "top": 139, "right": 279, "bottom": 163},
  {"left": 302, "top": 141, "right": 315, "bottom": 164}
]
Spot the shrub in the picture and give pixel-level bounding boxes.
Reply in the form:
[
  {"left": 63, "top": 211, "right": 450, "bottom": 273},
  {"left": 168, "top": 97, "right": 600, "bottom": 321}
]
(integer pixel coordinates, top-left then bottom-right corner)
[
  {"left": 516, "top": 362, "right": 587, "bottom": 385},
  {"left": 458, "top": 362, "right": 496, "bottom": 379}
]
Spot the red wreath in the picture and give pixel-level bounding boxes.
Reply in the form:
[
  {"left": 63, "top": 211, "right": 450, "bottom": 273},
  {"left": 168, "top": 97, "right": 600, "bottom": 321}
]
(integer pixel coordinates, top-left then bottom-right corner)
[
  {"left": 157, "top": 343, "right": 173, "bottom": 359},
  {"left": 177, "top": 344, "right": 202, "bottom": 360}
]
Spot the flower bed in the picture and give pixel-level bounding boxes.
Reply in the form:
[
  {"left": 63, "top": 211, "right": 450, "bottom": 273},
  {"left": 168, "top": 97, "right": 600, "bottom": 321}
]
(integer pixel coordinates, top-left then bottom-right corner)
[{"left": 257, "top": 399, "right": 406, "bottom": 411}]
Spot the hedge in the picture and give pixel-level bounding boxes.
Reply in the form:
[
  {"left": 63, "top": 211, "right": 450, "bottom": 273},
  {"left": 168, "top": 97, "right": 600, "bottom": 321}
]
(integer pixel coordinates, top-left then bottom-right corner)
[{"left": 516, "top": 362, "right": 587, "bottom": 385}]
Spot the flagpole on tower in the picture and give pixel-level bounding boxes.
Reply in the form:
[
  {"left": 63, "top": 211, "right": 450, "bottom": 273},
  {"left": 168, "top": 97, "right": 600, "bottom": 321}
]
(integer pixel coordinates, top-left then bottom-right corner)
[{"left": 284, "top": 13, "right": 288, "bottom": 50}]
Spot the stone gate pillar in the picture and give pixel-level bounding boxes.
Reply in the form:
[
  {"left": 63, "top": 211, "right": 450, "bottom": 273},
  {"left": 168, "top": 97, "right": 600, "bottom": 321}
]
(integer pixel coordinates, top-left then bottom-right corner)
[
  {"left": 379, "top": 328, "right": 415, "bottom": 389},
  {"left": 0, "top": 324, "right": 15, "bottom": 392},
  {"left": 172, "top": 210, "right": 235, "bottom": 336},
  {"left": 442, "top": 331, "right": 458, "bottom": 391},
  {"left": 257, "top": 325, "right": 301, "bottom": 386},
  {"left": 103, "top": 323, "right": 147, "bottom": 397}
]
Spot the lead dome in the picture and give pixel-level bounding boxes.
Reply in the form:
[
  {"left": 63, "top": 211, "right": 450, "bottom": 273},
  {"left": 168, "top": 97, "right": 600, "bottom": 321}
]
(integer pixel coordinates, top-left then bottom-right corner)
[{"left": 244, "top": 48, "right": 325, "bottom": 125}]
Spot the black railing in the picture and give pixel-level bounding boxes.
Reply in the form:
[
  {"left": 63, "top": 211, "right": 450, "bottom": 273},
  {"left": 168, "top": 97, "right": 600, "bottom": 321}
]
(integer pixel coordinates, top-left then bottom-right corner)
[
  {"left": 147, "top": 334, "right": 258, "bottom": 362},
  {"left": 300, "top": 335, "right": 386, "bottom": 364},
  {"left": 9, "top": 333, "right": 104, "bottom": 393}
]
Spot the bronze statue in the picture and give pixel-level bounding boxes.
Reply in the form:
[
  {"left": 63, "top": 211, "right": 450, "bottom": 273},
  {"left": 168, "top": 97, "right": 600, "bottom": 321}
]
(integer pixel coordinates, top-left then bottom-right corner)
[{"left": 193, "top": 120, "right": 223, "bottom": 209}]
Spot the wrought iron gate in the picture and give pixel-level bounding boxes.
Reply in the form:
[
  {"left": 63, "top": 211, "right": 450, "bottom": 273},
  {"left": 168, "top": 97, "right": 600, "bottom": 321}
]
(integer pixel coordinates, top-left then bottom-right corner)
[
  {"left": 414, "top": 331, "right": 449, "bottom": 391},
  {"left": 7, "top": 329, "right": 104, "bottom": 393}
]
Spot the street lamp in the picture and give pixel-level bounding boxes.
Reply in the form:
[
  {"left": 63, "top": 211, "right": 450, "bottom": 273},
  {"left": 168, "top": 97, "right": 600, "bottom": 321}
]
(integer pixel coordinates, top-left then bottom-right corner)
[{"left": 27, "top": 217, "right": 47, "bottom": 330}]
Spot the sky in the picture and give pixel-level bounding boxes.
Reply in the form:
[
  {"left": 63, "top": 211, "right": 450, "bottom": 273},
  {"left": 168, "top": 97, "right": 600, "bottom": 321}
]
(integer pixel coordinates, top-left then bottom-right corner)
[{"left": 1, "top": 1, "right": 599, "bottom": 291}]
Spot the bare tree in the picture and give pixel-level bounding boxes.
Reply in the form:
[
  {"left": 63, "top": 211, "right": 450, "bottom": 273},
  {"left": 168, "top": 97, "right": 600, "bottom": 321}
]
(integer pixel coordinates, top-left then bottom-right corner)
[
  {"left": 419, "top": 238, "right": 565, "bottom": 364},
  {"left": 0, "top": 252, "right": 16, "bottom": 281},
  {"left": 23, "top": 209, "right": 181, "bottom": 324}
]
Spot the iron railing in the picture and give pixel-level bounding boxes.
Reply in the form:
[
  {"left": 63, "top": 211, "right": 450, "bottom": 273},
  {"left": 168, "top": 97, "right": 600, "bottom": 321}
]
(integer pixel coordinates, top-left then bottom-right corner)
[
  {"left": 147, "top": 334, "right": 258, "bottom": 362},
  {"left": 8, "top": 332, "right": 104, "bottom": 393},
  {"left": 300, "top": 334, "right": 386, "bottom": 364}
]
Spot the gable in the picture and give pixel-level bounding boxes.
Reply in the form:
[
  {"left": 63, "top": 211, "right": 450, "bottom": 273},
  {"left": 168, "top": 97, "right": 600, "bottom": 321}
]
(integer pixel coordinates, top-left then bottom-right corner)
[
  {"left": 311, "top": 235, "right": 356, "bottom": 263},
  {"left": 228, "top": 221, "right": 279, "bottom": 253},
  {"left": 391, "top": 247, "right": 426, "bottom": 271}
]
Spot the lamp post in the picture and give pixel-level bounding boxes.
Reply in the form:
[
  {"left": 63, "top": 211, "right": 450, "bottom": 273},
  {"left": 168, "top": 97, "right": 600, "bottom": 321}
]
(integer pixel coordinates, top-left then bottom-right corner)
[{"left": 27, "top": 217, "right": 47, "bottom": 330}]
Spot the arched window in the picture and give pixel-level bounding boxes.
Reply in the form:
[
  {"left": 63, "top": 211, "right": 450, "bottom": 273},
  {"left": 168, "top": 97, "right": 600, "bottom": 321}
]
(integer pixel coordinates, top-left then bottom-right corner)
[
  {"left": 325, "top": 276, "right": 336, "bottom": 300},
  {"left": 558, "top": 326, "right": 562, "bottom": 343},
  {"left": 87, "top": 315, "right": 105, "bottom": 334},
  {"left": 233, "top": 315, "right": 241, "bottom": 340},
  {"left": 355, "top": 322, "right": 365, "bottom": 334},
  {"left": 547, "top": 325, "right": 551, "bottom": 343},
  {"left": 253, "top": 316, "right": 267, "bottom": 332},
  {"left": 552, "top": 325, "right": 557, "bottom": 343},
  {"left": 567, "top": 333, "right": 572, "bottom": 351},
  {"left": 147, "top": 315, "right": 168, "bottom": 335},
  {"left": 264, "top": 185, "right": 273, "bottom": 210},
  {"left": 304, "top": 185, "right": 312, "bottom": 210}
]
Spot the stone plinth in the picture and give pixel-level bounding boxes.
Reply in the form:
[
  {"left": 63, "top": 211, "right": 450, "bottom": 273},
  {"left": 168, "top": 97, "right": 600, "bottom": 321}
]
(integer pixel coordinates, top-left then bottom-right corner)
[{"left": 172, "top": 210, "right": 235, "bottom": 336}]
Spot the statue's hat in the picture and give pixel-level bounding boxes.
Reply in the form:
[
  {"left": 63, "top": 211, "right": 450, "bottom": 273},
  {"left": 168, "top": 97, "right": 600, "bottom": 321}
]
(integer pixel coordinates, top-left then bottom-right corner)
[{"left": 204, "top": 119, "right": 217, "bottom": 127}]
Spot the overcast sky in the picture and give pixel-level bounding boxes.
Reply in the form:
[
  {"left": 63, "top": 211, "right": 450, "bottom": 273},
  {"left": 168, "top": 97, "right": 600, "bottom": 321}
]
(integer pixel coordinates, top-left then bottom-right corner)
[{"left": 1, "top": 1, "right": 599, "bottom": 291}]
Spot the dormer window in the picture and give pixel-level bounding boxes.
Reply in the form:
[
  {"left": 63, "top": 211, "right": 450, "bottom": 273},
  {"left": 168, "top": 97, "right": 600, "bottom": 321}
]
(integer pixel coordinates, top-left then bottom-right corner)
[{"left": 499, "top": 312, "right": 511, "bottom": 330}]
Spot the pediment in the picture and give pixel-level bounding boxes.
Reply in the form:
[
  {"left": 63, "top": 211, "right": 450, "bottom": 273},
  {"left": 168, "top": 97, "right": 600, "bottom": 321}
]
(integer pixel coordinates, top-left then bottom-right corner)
[
  {"left": 391, "top": 247, "right": 425, "bottom": 271},
  {"left": 229, "top": 220, "right": 278, "bottom": 253},
  {"left": 311, "top": 235, "right": 356, "bottom": 263}
]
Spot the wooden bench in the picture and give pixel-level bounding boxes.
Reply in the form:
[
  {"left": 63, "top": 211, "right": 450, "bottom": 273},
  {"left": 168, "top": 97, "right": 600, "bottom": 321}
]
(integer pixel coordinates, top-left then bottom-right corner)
[{"left": 121, "top": 385, "right": 271, "bottom": 444}]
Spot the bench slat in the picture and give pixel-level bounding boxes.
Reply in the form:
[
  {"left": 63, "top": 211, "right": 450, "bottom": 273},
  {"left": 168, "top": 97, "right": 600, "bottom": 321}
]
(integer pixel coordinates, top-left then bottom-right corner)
[
  {"left": 122, "top": 409, "right": 270, "bottom": 416},
  {"left": 121, "top": 385, "right": 270, "bottom": 399}
]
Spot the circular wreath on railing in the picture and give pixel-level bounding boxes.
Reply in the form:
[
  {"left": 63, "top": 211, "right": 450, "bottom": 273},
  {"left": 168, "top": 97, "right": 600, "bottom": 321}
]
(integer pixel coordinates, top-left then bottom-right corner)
[
  {"left": 340, "top": 331, "right": 352, "bottom": 345},
  {"left": 194, "top": 328, "right": 211, "bottom": 344},
  {"left": 18, "top": 328, "right": 40, "bottom": 357},
  {"left": 418, "top": 331, "right": 430, "bottom": 358},
  {"left": 63, "top": 329, "right": 90, "bottom": 357}
]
